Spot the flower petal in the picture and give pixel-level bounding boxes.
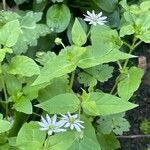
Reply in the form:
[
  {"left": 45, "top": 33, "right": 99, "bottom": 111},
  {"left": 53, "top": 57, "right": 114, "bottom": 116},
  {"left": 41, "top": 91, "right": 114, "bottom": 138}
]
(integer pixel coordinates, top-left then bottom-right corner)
[
  {"left": 46, "top": 114, "right": 51, "bottom": 124},
  {"left": 52, "top": 114, "right": 57, "bottom": 125},
  {"left": 74, "top": 124, "right": 81, "bottom": 132}
]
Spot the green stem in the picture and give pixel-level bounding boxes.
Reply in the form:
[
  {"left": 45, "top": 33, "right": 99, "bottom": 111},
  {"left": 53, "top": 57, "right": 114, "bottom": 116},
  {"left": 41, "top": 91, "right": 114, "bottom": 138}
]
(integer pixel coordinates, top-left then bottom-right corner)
[
  {"left": 69, "top": 71, "right": 75, "bottom": 89},
  {"left": 110, "top": 78, "right": 119, "bottom": 94},
  {"left": 123, "top": 41, "right": 131, "bottom": 49},
  {"left": 2, "top": 0, "right": 6, "bottom": 11},
  {"left": 110, "top": 38, "right": 141, "bottom": 94},
  {"left": 117, "top": 61, "right": 122, "bottom": 69},
  {"left": 1, "top": 75, "right": 8, "bottom": 119},
  {"left": 87, "top": 27, "right": 91, "bottom": 38},
  {"left": 60, "top": 41, "right": 66, "bottom": 50},
  {"left": 123, "top": 38, "right": 139, "bottom": 69}
]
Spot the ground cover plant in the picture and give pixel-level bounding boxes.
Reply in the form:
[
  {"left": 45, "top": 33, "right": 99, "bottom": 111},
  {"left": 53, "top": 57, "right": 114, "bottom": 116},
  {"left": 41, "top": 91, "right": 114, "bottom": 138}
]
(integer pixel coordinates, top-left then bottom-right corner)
[{"left": 0, "top": 0, "right": 150, "bottom": 149}]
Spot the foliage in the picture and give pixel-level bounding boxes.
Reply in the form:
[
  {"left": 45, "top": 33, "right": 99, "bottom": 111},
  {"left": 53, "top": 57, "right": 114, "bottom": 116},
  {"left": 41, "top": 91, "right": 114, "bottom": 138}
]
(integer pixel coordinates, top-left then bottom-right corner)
[{"left": 0, "top": 0, "right": 148, "bottom": 149}]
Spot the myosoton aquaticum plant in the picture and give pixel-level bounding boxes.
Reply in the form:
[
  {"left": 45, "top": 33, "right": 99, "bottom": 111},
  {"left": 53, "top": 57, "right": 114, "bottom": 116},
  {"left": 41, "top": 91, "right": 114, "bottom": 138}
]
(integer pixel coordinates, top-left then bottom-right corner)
[{"left": 0, "top": 0, "right": 150, "bottom": 149}]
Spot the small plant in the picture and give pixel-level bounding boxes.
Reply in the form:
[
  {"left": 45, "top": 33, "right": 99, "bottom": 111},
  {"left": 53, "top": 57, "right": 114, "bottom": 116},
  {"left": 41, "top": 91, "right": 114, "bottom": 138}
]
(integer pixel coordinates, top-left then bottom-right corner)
[{"left": 0, "top": 0, "right": 149, "bottom": 149}]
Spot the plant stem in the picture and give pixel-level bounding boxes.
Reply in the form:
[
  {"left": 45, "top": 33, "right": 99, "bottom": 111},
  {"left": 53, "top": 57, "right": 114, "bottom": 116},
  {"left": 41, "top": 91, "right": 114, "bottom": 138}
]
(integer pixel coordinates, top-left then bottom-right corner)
[
  {"left": 87, "top": 27, "right": 91, "bottom": 38},
  {"left": 1, "top": 75, "right": 8, "bottom": 119},
  {"left": 60, "top": 41, "right": 66, "bottom": 50},
  {"left": 123, "top": 38, "right": 140, "bottom": 69},
  {"left": 2, "top": 0, "right": 6, "bottom": 11},
  {"left": 110, "top": 38, "right": 141, "bottom": 94},
  {"left": 110, "top": 81, "right": 118, "bottom": 94},
  {"left": 69, "top": 71, "right": 75, "bottom": 89}
]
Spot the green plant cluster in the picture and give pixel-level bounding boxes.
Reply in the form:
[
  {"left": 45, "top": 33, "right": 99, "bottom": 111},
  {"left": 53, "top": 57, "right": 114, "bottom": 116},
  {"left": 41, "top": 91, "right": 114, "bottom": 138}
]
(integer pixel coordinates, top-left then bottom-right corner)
[{"left": 0, "top": 0, "right": 149, "bottom": 149}]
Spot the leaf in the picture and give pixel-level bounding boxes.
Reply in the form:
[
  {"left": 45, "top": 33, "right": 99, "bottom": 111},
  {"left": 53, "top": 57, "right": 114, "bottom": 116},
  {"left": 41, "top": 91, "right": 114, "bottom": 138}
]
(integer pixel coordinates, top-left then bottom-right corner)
[
  {"left": 97, "top": 113, "right": 130, "bottom": 135},
  {"left": 68, "top": 116, "right": 101, "bottom": 150},
  {"left": 140, "top": 119, "right": 150, "bottom": 134},
  {"left": 45, "top": 116, "right": 101, "bottom": 150},
  {"left": 32, "top": 54, "right": 75, "bottom": 86},
  {"left": 47, "top": 4, "right": 71, "bottom": 33},
  {"left": 13, "top": 96, "right": 32, "bottom": 114},
  {"left": 120, "top": 24, "right": 135, "bottom": 37},
  {"left": 8, "top": 55, "right": 40, "bottom": 77},
  {"left": 5, "top": 75, "right": 22, "bottom": 96},
  {"left": 78, "top": 72, "right": 97, "bottom": 87},
  {"left": 93, "top": 0, "right": 118, "bottom": 13},
  {"left": 140, "top": 1, "right": 150, "bottom": 11},
  {"left": 23, "top": 82, "right": 49, "bottom": 102},
  {"left": 0, "top": 119, "right": 11, "bottom": 133},
  {"left": 78, "top": 46, "right": 135, "bottom": 69},
  {"left": 71, "top": 18, "right": 87, "bottom": 46},
  {"left": 16, "top": 122, "right": 46, "bottom": 150},
  {"left": 13, "top": 12, "right": 49, "bottom": 54},
  {"left": 82, "top": 92, "right": 138, "bottom": 116},
  {"left": 0, "top": 47, "right": 12, "bottom": 62},
  {"left": 118, "top": 67, "right": 144, "bottom": 101},
  {"left": 44, "top": 131, "right": 77, "bottom": 150},
  {"left": 97, "top": 133, "right": 120, "bottom": 150},
  {"left": 35, "top": 51, "right": 57, "bottom": 66},
  {"left": 36, "top": 93, "right": 80, "bottom": 114},
  {"left": 83, "top": 64, "right": 114, "bottom": 83},
  {"left": 0, "top": 20, "right": 21, "bottom": 47},
  {"left": 91, "top": 25, "right": 122, "bottom": 50},
  {"left": 37, "top": 75, "right": 70, "bottom": 103}
]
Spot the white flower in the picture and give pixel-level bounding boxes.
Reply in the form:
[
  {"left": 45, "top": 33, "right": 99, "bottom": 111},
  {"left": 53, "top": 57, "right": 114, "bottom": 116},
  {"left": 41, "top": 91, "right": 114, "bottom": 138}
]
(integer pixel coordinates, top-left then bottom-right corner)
[
  {"left": 38, "top": 114, "right": 66, "bottom": 135},
  {"left": 60, "top": 112, "right": 84, "bottom": 132},
  {"left": 83, "top": 10, "right": 107, "bottom": 26},
  {"left": 52, "top": 0, "right": 63, "bottom": 3}
]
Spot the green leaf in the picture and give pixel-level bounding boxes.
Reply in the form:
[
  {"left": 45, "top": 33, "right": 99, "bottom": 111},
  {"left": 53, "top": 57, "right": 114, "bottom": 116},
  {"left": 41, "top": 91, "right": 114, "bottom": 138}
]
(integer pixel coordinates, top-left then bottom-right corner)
[
  {"left": 45, "top": 116, "right": 101, "bottom": 150},
  {"left": 140, "top": 1, "right": 150, "bottom": 11},
  {"left": 138, "top": 31, "right": 150, "bottom": 43},
  {"left": 82, "top": 92, "right": 138, "bottom": 116},
  {"left": 16, "top": 122, "right": 46, "bottom": 150},
  {"left": 78, "top": 46, "right": 135, "bottom": 69},
  {"left": 32, "top": 54, "right": 75, "bottom": 86},
  {"left": 97, "top": 113, "right": 130, "bottom": 135},
  {"left": 78, "top": 72, "right": 97, "bottom": 87},
  {"left": 71, "top": 18, "right": 87, "bottom": 46},
  {"left": 47, "top": 4, "right": 71, "bottom": 33},
  {"left": 140, "top": 119, "right": 150, "bottom": 134},
  {"left": 0, "top": 47, "right": 12, "bottom": 62},
  {"left": 0, "top": 133, "right": 8, "bottom": 145},
  {"left": 0, "top": 119, "right": 11, "bottom": 133},
  {"left": 68, "top": 116, "right": 101, "bottom": 150},
  {"left": 118, "top": 67, "right": 144, "bottom": 101},
  {"left": 35, "top": 51, "right": 57, "bottom": 66},
  {"left": 97, "top": 133, "right": 120, "bottom": 150},
  {"left": 13, "top": 96, "right": 32, "bottom": 114},
  {"left": 83, "top": 64, "right": 114, "bottom": 83},
  {"left": 44, "top": 131, "right": 77, "bottom": 150},
  {"left": 8, "top": 55, "right": 40, "bottom": 77},
  {"left": 36, "top": 93, "right": 80, "bottom": 114},
  {"left": 38, "top": 75, "right": 71, "bottom": 103},
  {"left": 0, "top": 20, "right": 21, "bottom": 47},
  {"left": 120, "top": 24, "right": 135, "bottom": 37},
  {"left": 93, "top": 0, "right": 118, "bottom": 13},
  {"left": 13, "top": 12, "right": 49, "bottom": 54},
  {"left": 91, "top": 25, "right": 122, "bottom": 49},
  {"left": 5, "top": 75, "right": 22, "bottom": 96},
  {"left": 23, "top": 82, "right": 49, "bottom": 102}
]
